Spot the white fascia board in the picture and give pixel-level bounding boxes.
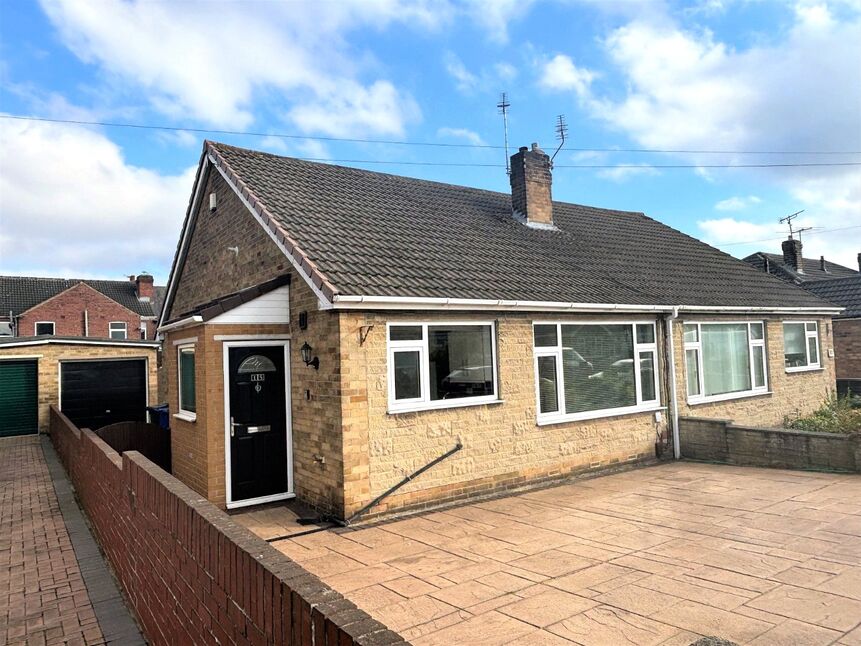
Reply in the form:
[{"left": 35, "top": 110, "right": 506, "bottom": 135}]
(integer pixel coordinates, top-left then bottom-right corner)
[
  {"left": 157, "top": 315, "right": 203, "bottom": 333},
  {"left": 331, "top": 294, "right": 842, "bottom": 315},
  {"left": 157, "top": 151, "right": 210, "bottom": 329},
  {"left": 208, "top": 156, "right": 333, "bottom": 310}
]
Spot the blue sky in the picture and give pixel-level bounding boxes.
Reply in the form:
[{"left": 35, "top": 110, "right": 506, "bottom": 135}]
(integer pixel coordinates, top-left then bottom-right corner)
[{"left": 1, "top": 0, "right": 859, "bottom": 284}]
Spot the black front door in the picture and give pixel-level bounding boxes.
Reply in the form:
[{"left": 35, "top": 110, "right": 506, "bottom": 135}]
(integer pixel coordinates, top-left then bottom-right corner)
[{"left": 228, "top": 345, "right": 290, "bottom": 503}]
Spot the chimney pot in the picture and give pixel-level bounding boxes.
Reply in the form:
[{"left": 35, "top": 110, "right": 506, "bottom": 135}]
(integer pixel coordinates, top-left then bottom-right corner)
[
  {"left": 820, "top": 255, "right": 827, "bottom": 271},
  {"left": 857, "top": 252, "right": 861, "bottom": 272},
  {"left": 531, "top": 142, "right": 540, "bottom": 151},
  {"left": 781, "top": 237, "right": 803, "bottom": 274},
  {"left": 510, "top": 143, "right": 553, "bottom": 227}
]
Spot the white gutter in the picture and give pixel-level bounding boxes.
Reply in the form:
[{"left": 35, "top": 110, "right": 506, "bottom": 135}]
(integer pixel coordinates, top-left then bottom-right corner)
[
  {"left": 331, "top": 294, "right": 842, "bottom": 315},
  {"left": 666, "top": 306, "right": 681, "bottom": 459},
  {"left": 157, "top": 315, "right": 203, "bottom": 333}
]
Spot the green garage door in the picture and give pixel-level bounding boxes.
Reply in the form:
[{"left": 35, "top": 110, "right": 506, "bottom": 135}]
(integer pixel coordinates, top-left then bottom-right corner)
[{"left": 0, "top": 360, "right": 38, "bottom": 437}]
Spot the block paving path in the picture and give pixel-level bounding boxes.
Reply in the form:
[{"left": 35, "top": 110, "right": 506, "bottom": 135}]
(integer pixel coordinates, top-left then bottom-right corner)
[
  {"left": 242, "top": 462, "right": 861, "bottom": 645},
  {"left": 0, "top": 436, "right": 141, "bottom": 646}
]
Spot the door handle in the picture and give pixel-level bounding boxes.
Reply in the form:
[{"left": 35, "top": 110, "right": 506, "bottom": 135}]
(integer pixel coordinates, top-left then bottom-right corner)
[{"left": 230, "top": 416, "right": 241, "bottom": 437}]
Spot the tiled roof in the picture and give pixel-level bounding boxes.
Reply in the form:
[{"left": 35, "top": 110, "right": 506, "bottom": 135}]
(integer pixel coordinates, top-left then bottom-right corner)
[
  {"left": 0, "top": 276, "right": 163, "bottom": 317},
  {"left": 203, "top": 141, "right": 834, "bottom": 310},
  {"left": 744, "top": 252, "right": 859, "bottom": 284},
  {"left": 803, "top": 275, "right": 861, "bottom": 318}
]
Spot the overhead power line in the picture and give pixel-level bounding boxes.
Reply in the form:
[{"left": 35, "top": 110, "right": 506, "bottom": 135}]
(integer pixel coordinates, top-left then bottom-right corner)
[
  {"left": 3, "top": 114, "right": 861, "bottom": 156},
  {"left": 720, "top": 224, "right": 861, "bottom": 247}
]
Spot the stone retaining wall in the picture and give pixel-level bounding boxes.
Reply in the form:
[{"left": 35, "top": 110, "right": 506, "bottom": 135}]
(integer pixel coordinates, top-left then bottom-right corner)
[{"left": 679, "top": 415, "right": 861, "bottom": 472}]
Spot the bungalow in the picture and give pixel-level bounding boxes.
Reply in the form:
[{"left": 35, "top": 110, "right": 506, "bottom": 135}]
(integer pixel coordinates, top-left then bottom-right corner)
[{"left": 157, "top": 140, "right": 840, "bottom": 519}]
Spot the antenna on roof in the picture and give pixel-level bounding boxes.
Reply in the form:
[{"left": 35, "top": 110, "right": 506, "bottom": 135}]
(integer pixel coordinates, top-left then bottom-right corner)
[
  {"left": 551, "top": 114, "right": 568, "bottom": 165},
  {"left": 779, "top": 209, "right": 811, "bottom": 240},
  {"left": 497, "top": 92, "right": 511, "bottom": 176}
]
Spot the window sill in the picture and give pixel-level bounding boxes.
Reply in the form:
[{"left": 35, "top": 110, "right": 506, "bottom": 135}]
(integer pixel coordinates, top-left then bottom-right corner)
[
  {"left": 537, "top": 405, "right": 666, "bottom": 426},
  {"left": 388, "top": 398, "right": 504, "bottom": 415},
  {"left": 687, "top": 390, "right": 771, "bottom": 406},
  {"left": 785, "top": 366, "right": 823, "bottom": 374},
  {"left": 173, "top": 412, "right": 197, "bottom": 422}
]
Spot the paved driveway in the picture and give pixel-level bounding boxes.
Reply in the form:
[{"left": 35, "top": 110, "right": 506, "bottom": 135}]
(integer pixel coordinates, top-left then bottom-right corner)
[{"left": 247, "top": 462, "right": 861, "bottom": 645}]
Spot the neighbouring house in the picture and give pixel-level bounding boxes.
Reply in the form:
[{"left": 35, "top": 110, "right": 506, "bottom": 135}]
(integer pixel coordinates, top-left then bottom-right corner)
[
  {"left": 0, "top": 336, "right": 159, "bottom": 436},
  {"left": 0, "top": 274, "right": 166, "bottom": 436},
  {"left": 743, "top": 241, "right": 859, "bottom": 285},
  {"left": 157, "top": 140, "right": 840, "bottom": 519},
  {"left": 804, "top": 274, "right": 861, "bottom": 396},
  {"left": 0, "top": 273, "right": 167, "bottom": 340}
]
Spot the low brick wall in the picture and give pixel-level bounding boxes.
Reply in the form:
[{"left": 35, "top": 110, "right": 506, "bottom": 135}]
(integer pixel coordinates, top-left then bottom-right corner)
[
  {"left": 49, "top": 406, "right": 404, "bottom": 646},
  {"left": 679, "top": 416, "right": 861, "bottom": 472},
  {"left": 95, "top": 421, "right": 171, "bottom": 472}
]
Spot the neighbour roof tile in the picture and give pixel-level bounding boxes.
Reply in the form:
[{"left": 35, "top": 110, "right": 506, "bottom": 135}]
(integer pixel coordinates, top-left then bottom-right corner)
[
  {"left": 803, "top": 275, "right": 861, "bottom": 318},
  {"left": 204, "top": 142, "right": 834, "bottom": 310},
  {"left": 744, "top": 252, "right": 858, "bottom": 284},
  {"left": 0, "top": 276, "right": 162, "bottom": 318}
]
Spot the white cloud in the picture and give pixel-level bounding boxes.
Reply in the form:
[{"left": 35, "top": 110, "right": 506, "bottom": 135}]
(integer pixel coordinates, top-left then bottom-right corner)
[
  {"left": 444, "top": 52, "right": 479, "bottom": 93},
  {"left": 38, "top": 0, "right": 429, "bottom": 135},
  {"left": 465, "top": 0, "right": 536, "bottom": 43},
  {"left": 494, "top": 62, "right": 518, "bottom": 82},
  {"left": 596, "top": 164, "right": 659, "bottom": 182},
  {"left": 544, "top": 4, "right": 860, "bottom": 262},
  {"left": 715, "top": 195, "right": 762, "bottom": 211},
  {"left": 0, "top": 118, "right": 193, "bottom": 283},
  {"left": 437, "top": 127, "right": 486, "bottom": 146},
  {"left": 539, "top": 54, "right": 596, "bottom": 97}
]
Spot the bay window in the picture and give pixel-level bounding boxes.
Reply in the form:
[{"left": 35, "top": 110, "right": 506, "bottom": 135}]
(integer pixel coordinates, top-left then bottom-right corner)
[
  {"left": 684, "top": 321, "right": 767, "bottom": 402},
  {"left": 388, "top": 322, "right": 498, "bottom": 412},
  {"left": 533, "top": 322, "right": 659, "bottom": 423},
  {"left": 784, "top": 321, "right": 820, "bottom": 371}
]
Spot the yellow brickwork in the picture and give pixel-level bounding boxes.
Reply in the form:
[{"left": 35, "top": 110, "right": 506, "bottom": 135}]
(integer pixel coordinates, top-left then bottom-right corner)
[
  {"left": 0, "top": 343, "right": 158, "bottom": 433},
  {"left": 672, "top": 316, "right": 836, "bottom": 426}
]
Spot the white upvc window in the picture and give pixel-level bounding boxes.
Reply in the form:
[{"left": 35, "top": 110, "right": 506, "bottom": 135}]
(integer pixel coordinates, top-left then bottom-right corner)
[
  {"left": 109, "top": 322, "right": 127, "bottom": 340},
  {"left": 684, "top": 321, "right": 768, "bottom": 404},
  {"left": 783, "top": 321, "right": 820, "bottom": 371},
  {"left": 387, "top": 322, "right": 499, "bottom": 413},
  {"left": 177, "top": 344, "right": 197, "bottom": 419},
  {"left": 533, "top": 321, "right": 661, "bottom": 425},
  {"left": 34, "top": 321, "right": 55, "bottom": 335}
]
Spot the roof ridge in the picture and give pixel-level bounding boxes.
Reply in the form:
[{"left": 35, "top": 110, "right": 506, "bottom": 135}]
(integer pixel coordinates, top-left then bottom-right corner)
[{"left": 206, "top": 140, "right": 644, "bottom": 217}]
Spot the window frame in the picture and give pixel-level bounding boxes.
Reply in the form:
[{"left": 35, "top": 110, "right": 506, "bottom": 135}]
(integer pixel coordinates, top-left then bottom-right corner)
[
  {"left": 683, "top": 320, "right": 769, "bottom": 405},
  {"left": 109, "top": 321, "right": 127, "bottom": 340},
  {"left": 386, "top": 321, "right": 500, "bottom": 414},
  {"left": 177, "top": 343, "right": 197, "bottom": 420},
  {"left": 34, "top": 321, "right": 55, "bottom": 335},
  {"left": 532, "top": 320, "right": 662, "bottom": 425},
  {"left": 783, "top": 320, "right": 821, "bottom": 372}
]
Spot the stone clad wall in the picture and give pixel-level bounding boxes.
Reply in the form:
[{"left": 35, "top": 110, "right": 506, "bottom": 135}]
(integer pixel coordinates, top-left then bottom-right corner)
[
  {"left": 339, "top": 311, "right": 666, "bottom": 518},
  {"left": 679, "top": 416, "right": 860, "bottom": 472},
  {"left": 673, "top": 316, "right": 836, "bottom": 426}
]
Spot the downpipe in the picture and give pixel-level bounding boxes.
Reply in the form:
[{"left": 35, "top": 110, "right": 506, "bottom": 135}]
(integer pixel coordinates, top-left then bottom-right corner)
[{"left": 666, "top": 306, "right": 681, "bottom": 459}]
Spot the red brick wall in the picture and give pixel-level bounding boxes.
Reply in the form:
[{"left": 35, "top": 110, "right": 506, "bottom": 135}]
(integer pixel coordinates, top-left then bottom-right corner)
[
  {"left": 49, "top": 406, "right": 404, "bottom": 646},
  {"left": 19, "top": 282, "right": 144, "bottom": 339},
  {"left": 834, "top": 318, "right": 861, "bottom": 380}
]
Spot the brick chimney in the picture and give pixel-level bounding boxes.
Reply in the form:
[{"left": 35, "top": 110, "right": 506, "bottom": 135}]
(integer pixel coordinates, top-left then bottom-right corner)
[
  {"left": 510, "top": 143, "right": 553, "bottom": 227},
  {"left": 857, "top": 252, "right": 861, "bottom": 272},
  {"left": 135, "top": 273, "right": 154, "bottom": 301},
  {"left": 781, "top": 238, "right": 803, "bottom": 274}
]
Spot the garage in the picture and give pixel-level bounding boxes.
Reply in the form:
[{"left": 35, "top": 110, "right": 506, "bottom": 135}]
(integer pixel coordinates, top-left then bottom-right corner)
[
  {"left": 61, "top": 359, "right": 148, "bottom": 430},
  {"left": 0, "top": 337, "right": 159, "bottom": 433},
  {"left": 0, "top": 360, "right": 38, "bottom": 437}
]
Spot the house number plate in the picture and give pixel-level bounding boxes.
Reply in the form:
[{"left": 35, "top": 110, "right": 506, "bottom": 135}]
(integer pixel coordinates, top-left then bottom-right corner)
[{"left": 251, "top": 373, "right": 266, "bottom": 382}]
